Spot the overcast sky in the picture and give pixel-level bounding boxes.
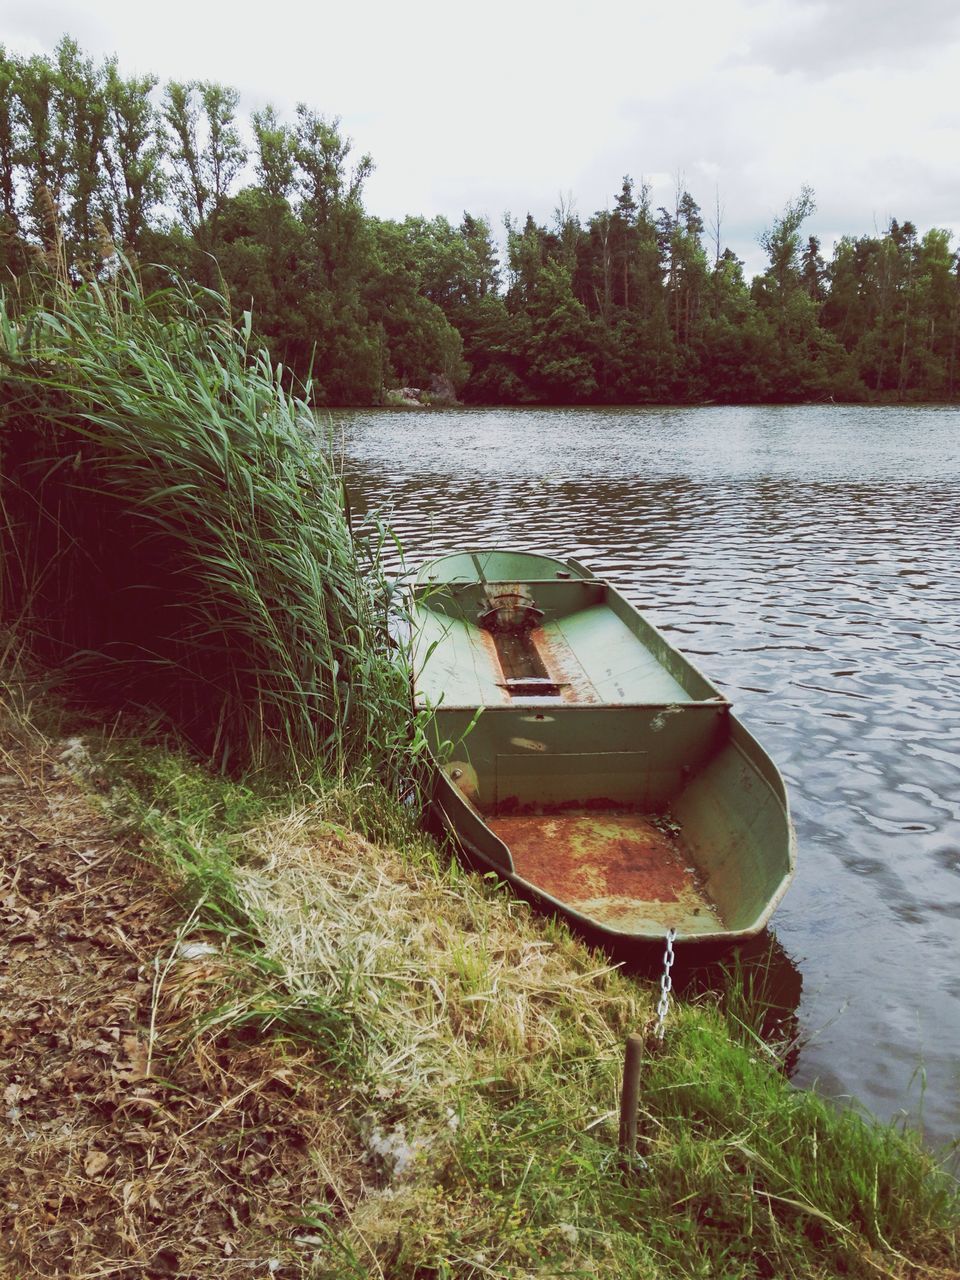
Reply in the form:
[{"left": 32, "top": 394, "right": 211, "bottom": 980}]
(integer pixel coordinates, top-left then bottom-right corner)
[{"left": 5, "top": 0, "right": 959, "bottom": 277}]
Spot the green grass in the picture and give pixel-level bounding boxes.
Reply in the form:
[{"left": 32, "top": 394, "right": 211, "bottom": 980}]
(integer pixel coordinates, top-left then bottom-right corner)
[
  {"left": 101, "top": 741, "right": 958, "bottom": 1280},
  {"left": 0, "top": 263, "right": 424, "bottom": 780}
]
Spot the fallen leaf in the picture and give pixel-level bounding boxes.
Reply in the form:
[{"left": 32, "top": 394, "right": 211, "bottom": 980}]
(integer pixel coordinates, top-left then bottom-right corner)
[
  {"left": 117, "top": 1034, "right": 150, "bottom": 1082},
  {"left": 84, "top": 1149, "right": 110, "bottom": 1178},
  {"left": 64, "top": 1060, "right": 94, "bottom": 1083},
  {"left": 3, "top": 1083, "right": 36, "bottom": 1107}
]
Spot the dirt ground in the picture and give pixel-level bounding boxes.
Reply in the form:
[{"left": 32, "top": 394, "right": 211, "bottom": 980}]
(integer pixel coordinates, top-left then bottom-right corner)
[{"left": 0, "top": 724, "right": 362, "bottom": 1279}]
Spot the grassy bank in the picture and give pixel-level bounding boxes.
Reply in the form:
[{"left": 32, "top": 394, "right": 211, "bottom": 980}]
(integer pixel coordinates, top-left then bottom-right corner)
[
  {"left": 77, "top": 731, "right": 958, "bottom": 1278},
  {"left": 1, "top": 696, "right": 957, "bottom": 1277},
  {"left": 1, "top": 269, "right": 957, "bottom": 1277}
]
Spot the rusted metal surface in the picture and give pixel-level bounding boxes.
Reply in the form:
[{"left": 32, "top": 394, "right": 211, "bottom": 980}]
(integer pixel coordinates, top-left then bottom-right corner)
[
  {"left": 474, "top": 627, "right": 511, "bottom": 704},
  {"left": 483, "top": 622, "right": 600, "bottom": 707},
  {"left": 493, "top": 629, "right": 552, "bottom": 683},
  {"left": 486, "top": 810, "right": 724, "bottom": 932},
  {"left": 466, "top": 580, "right": 601, "bottom": 707},
  {"left": 480, "top": 584, "right": 579, "bottom": 704},
  {"left": 444, "top": 761, "right": 481, "bottom": 808},
  {"left": 478, "top": 583, "right": 544, "bottom": 634},
  {"left": 531, "top": 624, "right": 602, "bottom": 705}
]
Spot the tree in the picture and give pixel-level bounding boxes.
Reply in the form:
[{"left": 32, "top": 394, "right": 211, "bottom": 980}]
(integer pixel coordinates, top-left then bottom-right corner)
[
  {"left": 363, "top": 217, "right": 468, "bottom": 389},
  {"left": 288, "top": 109, "right": 379, "bottom": 400},
  {"left": 294, "top": 106, "right": 371, "bottom": 288},
  {"left": 800, "top": 235, "right": 826, "bottom": 301},
  {"left": 248, "top": 105, "right": 298, "bottom": 305},
  {"left": 387, "top": 214, "right": 495, "bottom": 319},
  {"left": 752, "top": 186, "right": 837, "bottom": 394},
  {"left": 552, "top": 193, "right": 582, "bottom": 276},
  {"left": 14, "top": 52, "right": 70, "bottom": 250},
  {"left": 524, "top": 259, "right": 598, "bottom": 401},
  {"left": 914, "top": 227, "right": 960, "bottom": 397},
  {"left": 163, "top": 80, "right": 246, "bottom": 258},
  {"left": 611, "top": 176, "right": 638, "bottom": 309},
  {"left": 0, "top": 46, "right": 20, "bottom": 231},
  {"left": 456, "top": 293, "right": 527, "bottom": 402},
  {"left": 755, "top": 185, "right": 816, "bottom": 321},
  {"left": 820, "top": 235, "right": 870, "bottom": 350},
  {"left": 216, "top": 185, "right": 303, "bottom": 354},
  {"left": 101, "top": 58, "right": 163, "bottom": 253},
  {"left": 504, "top": 212, "right": 548, "bottom": 310},
  {"left": 252, "top": 105, "right": 295, "bottom": 205},
  {"left": 53, "top": 37, "right": 110, "bottom": 268},
  {"left": 459, "top": 212, "right": 500, "bottom": 299}
]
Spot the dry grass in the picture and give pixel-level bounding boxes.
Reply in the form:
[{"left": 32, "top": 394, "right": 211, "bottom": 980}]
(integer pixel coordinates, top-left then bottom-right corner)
[
  {"left": 0, "top": 714, "right": 370, "bottom": 1279},
  {"left": 236, "top": 806, "right": 641, "bottom": 1103},
  {"left": 107, "top": 745, "right": 959, "bottom": 1280}
]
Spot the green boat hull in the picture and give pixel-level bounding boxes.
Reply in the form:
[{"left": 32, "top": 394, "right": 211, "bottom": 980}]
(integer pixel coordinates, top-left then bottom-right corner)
[{"left": 412, "top": 549, "right": 796, "bottom": 945}]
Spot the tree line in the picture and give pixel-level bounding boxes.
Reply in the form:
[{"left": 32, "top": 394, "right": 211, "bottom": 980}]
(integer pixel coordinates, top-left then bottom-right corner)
[{"left": 2, "top": 37, "right": 958, "bottom": 404}]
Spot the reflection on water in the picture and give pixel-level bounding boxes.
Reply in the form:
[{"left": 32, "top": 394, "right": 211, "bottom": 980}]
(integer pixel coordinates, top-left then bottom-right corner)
[{"left": 334, "top": 404, "right": 960, "bottom": 1149}]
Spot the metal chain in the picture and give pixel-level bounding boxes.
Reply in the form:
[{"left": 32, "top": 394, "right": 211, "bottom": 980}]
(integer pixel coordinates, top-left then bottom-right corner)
[{"left": 655, "top": 928, "right": 677, "bottom": 1041}]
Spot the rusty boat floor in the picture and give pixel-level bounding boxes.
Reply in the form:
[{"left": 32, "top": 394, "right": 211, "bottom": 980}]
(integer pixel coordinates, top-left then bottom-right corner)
[{"left": 485, "top": 809, "right": 724, "bottom": 935}]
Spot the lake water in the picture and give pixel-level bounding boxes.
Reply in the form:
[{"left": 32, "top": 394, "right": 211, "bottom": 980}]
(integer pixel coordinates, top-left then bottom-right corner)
[{"left": 333, "top": 404, "right": 960, "bottom": 1150}]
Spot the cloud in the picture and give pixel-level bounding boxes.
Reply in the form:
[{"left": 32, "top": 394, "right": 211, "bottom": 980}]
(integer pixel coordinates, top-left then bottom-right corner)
[
  {"left": 583, "top": 40, "right": 960, "bottom": 276},
  {"left": 2, "top": 0, "right": 958, "bottom": 282},
  {"left": 3, "top": 3, "right": 111, "bottom": 58},
  {"left": 737, "top": 0, "right": 960, "bottom": 77}
]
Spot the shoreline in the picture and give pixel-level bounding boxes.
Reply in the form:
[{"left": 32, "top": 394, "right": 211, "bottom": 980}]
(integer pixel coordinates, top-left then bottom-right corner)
[
  {"left": 339, "top": 395, "right": 960, "bottom": 411},
  {"left": 1, "top": 692, "right": 955, "bottom": 1278}
]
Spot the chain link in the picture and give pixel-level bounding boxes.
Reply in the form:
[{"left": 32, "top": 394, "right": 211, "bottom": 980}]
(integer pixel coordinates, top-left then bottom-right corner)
[{"left": 655, "top": 928, "right": 677, "bottom": 1041}]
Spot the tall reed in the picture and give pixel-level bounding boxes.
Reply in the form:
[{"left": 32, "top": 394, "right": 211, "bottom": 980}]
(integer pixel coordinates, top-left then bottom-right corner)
[{"left": 0, "top": 266, "right": 415, "bottom": 778}]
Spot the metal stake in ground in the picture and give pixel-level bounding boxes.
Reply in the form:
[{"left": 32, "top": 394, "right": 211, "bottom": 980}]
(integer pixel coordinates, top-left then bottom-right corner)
[
  {"left": 619, "top": 926, "right": 675, "bottom": 1166},
  {"left": 618, "top": 1032, "right": 644, "bottom": 1159}
]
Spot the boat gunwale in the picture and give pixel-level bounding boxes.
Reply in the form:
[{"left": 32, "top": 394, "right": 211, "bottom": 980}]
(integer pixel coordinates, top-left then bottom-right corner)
[
  {"left": 420, "top": 698, "right": 733, "bottom": 710},
  {"left": 414, "top": 546, "right": 593, "bottom": 586}
]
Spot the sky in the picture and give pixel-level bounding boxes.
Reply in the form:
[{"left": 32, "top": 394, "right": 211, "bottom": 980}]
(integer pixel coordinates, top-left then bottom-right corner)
[{"left": 5, "top": 0, "right": 960, "bottom": 277}]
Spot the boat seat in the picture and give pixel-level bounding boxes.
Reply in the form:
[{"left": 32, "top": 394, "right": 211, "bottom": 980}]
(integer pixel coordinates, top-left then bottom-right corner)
[
  {"left": 414, "top": 608, "right": 508, "bottom": 706},
  {"left": 546, "top": 607, "right": 691, "bottom": 703}
]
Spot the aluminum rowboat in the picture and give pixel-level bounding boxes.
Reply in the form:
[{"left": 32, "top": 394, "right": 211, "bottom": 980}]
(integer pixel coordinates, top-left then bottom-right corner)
[{"left": 412, "top": 548, "right": 796, "bottom": 945}]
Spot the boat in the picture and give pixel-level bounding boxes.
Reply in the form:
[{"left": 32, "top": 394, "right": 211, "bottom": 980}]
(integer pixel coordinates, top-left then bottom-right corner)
[{"left": 411, "top": 548, "right": 795, "bottom": 946}]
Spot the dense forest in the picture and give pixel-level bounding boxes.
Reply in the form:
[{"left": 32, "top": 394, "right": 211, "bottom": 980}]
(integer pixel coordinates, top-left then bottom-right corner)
[{"left": 1, "top": 36, "right": 958, "bottom": 405}]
